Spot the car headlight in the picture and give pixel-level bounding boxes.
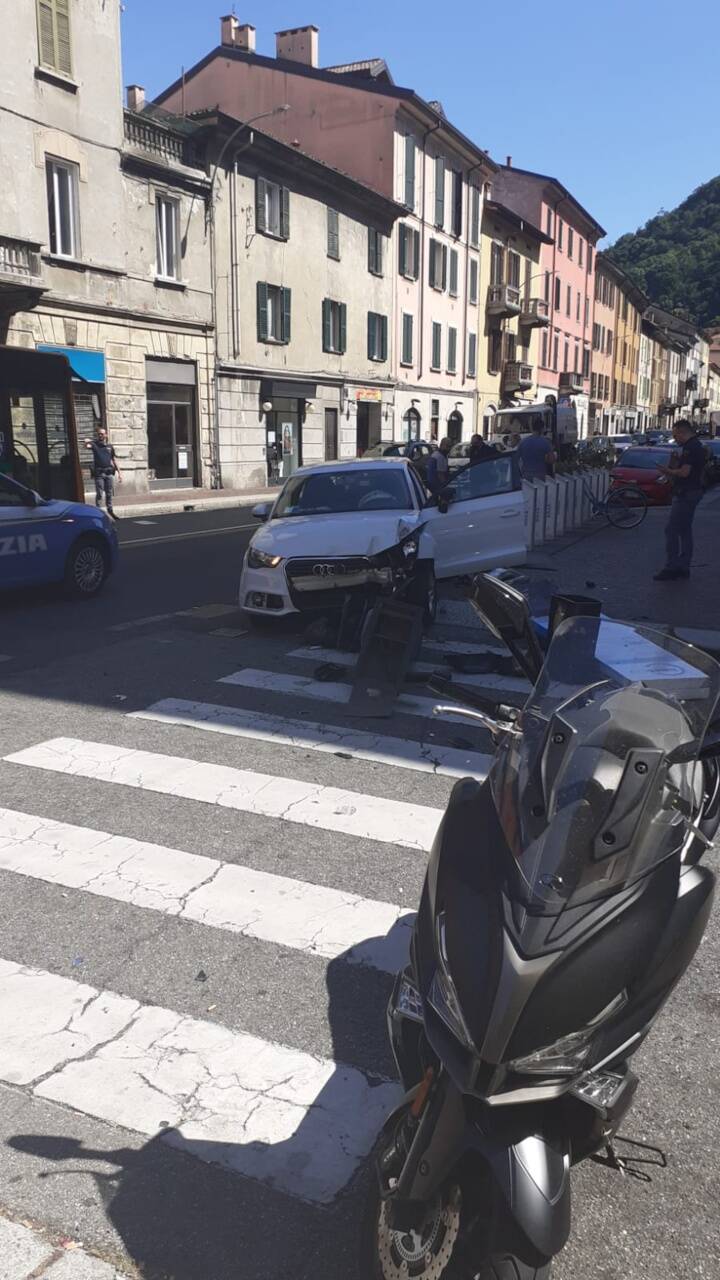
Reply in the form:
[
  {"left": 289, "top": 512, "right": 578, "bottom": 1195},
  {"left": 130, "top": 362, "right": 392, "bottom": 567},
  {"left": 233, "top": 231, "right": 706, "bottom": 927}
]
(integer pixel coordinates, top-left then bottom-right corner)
[
  {"left": 248, "top": 547, "right": 283, "bottom": 569},
  {"left": 656, "top": 475, "right": 669, "bottom": 485}
]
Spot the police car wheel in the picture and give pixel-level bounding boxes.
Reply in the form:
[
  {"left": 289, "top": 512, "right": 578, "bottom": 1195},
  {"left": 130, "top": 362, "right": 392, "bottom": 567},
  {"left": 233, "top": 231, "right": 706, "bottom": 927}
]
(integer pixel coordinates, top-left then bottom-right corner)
[{"left": 64, "top": 538, "right": 109, "bottom": 598}]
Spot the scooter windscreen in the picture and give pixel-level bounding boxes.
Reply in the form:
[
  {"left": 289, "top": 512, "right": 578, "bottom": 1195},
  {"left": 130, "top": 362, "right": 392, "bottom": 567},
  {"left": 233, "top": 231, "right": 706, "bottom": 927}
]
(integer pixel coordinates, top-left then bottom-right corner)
[{"left": 490, "top": 617, "right": 720, "bottom": 914}]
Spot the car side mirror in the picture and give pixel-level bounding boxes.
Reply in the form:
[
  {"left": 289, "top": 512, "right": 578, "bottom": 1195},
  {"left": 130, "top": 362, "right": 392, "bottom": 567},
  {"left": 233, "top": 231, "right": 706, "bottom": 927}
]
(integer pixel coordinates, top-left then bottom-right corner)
[
  {"left": 22, "top": 488, "right": 38, "bottom": 508},
  {"left": 437, "top": 486, "right": 455, "bottom": 514},
  {"left": 251, "top": 502, "right": 272, "bottom": 522}
]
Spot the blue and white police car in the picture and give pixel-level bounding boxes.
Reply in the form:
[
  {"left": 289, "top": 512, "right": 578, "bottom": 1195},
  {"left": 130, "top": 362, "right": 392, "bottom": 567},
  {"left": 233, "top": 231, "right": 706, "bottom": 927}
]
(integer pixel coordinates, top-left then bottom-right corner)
[{"left": 0, "top": 472, "right": 118, "bottom": 597}]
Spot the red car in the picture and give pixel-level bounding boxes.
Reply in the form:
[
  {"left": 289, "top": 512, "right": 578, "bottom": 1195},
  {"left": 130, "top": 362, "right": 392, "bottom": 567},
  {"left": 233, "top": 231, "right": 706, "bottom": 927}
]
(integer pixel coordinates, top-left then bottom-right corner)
[{"left": 610, "top": 446, "right": 675, "bottom": 505}]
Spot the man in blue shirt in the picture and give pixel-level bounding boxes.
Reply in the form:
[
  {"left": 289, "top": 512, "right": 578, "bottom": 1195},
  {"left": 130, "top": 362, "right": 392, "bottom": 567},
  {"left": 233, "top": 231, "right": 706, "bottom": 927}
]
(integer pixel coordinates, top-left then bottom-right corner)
[
  {"left": 86, "top": 427, "right": 121, "bottom": 520},
  {"left": 517, "top": 422, "right": 556, "bottom": 482},
  {"left": 654, "top": 419, "right": 706, "bottom": 580}
]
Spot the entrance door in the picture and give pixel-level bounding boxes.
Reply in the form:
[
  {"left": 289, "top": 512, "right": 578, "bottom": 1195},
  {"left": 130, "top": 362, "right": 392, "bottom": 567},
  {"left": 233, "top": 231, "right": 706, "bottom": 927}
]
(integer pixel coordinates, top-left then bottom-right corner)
[
  {"left": 356, "top": 402, "right": 381, "bottom": 454},
  {"left": 324, "top": 408, "right": 338, "bottom": 460},
  {"left": 270, "top": 397, "right": 302, "bottom": 480},
  {"left": 447, "top": 410, "right": 463, "bottom": 445},
  {"left": 147, "top": 384, "right": 197, "bottom": 489}
]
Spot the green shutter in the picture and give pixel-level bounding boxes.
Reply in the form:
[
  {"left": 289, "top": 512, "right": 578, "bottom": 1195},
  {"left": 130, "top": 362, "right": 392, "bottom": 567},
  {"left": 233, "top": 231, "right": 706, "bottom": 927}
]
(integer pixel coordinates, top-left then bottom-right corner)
[
  {"left": 404, "top": 136, "right": 415, "bottom": 209},
  {"left": 449, "top": 250, "right": 458, "bottom": 296},
  {"left": 412, "top": 229, "right": 420, "bottom": 280},
  {"left": 327, "top": 208, "right": 339, "bottom": 258},
  {"left": 380, "top": 314, "right": 388, "bottom": 362},
  {"left": 448, "top": 327, "right": 457, "bottom": 372},
  {"left": 322, "top": 299, "right": 331, "bottom": 352},
  {"left": 367, "top": 312, "right": 375, "bottom": 360},
  {"left": 280, "top": 185, "right": 290, "bottom": 239},
  {"left": 376, "top": 232, "right": 383, "bottom": 275},
  {"left": 399, "top": 224, "right": 407, "bottom": 276},
  {"left": 256, "top": 281, "right": 268, "bottom": 341},
  {"left": 434, "top": 156, "right": 445, "bottom": 228},
  {"left": 255, "top": 179, "right": 267, "bottom": 233},
  {"left": 281, "top": 287, "right": 292, "bottom": 343},
  {"left": 368, "top": 229, "right": 376, "bottom": 275},
  {"left": 441, "top": 245, "right": 448, "bottom": 291},
  {"left": 429, "top": 240, "right": 436, "bottom": 288},
  {"left": 339, "top": 303, "right": 347, "bottom": 354}
]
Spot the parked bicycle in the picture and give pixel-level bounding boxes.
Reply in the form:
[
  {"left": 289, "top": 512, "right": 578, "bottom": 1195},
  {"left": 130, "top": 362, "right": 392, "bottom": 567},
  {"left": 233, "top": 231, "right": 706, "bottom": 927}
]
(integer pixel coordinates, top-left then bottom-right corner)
[{"left": 581, "top": 475, "right": 648, "bottom": 528}]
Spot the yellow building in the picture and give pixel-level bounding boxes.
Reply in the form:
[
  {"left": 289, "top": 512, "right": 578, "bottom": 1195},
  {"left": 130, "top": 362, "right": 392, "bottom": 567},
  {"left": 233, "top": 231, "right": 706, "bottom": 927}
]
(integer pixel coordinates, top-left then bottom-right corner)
[
  {"left": 610, "top": 261, "right": 646, "bottom": 432},
  {"left": 477, "top": 200, "right": 552, "bottom": 436}
]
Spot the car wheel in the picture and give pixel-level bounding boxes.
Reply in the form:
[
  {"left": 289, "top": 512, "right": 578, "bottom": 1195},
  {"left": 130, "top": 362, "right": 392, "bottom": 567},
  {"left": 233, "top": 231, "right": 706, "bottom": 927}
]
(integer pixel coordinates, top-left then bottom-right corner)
[{"left": 64, "top": 536, "right": 109, "bottom": 599}]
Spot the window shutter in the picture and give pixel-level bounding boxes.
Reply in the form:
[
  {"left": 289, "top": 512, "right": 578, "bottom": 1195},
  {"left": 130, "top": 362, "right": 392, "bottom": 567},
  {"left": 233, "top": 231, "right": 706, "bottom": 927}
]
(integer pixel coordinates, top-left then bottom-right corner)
[
  {"left": 37, "top": 0, "right": 55, "bottom": 68},
  {"left": 322, "top": 299, "right": 331, "bottom": 352},
  {"left": 367, "top": 312, "right": 375, "bottom": 360},
  {"left": 399, "top": 225, "right": 407, "bottom": 276},
  {"left": 449, "top": 250, "right": 458, "bottom": 296},
  {"left": 434, "top": 156, "right": 445, "bottom": 228},
  {"left": 255, "top": 179, "right": 267, "bottom": 233},
  {"left": 280, "top": 186, "right": 290, "bottom": 239},
  {"left": 429, "top": 240, "right": 436, "bottom": 288},
  {"left": 257, "top": 281, "right": 269, "bottom": 341},
  {"left": 368, "top": 230, "right": 376, "bottom": 275},
  {"left": 380, "top": 315, "right": 388, "bottom": 362},
  {"left": 412, "top": 229, "right": 420, "bottom": 279},
  {"left": 339, "top": 303, "right": 347, "bottom": 354},
  {"left": 281, "top": 287, "right": 292, "bottom": 343},
  {"left": 404, "top": 136, "right": 415, "bottom": 209},
  {"left": 441, "top": 245, "right": 448, "bottom": 291},
  {"left": 327, "top": 208, "right": 339, "bottom": 258},
  {"left": 55, "top": 0, "right": 72, "bottom": 75}
]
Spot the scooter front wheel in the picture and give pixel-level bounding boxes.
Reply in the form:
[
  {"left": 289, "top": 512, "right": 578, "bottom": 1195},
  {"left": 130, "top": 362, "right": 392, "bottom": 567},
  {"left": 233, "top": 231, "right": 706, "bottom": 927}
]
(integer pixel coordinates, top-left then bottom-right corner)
[
  {"left": 363, "top": 1172, "right": 465, "bottom": 1280},
  {"left": 474, "top": 1258, "right": 552, "bottom": 1280}
]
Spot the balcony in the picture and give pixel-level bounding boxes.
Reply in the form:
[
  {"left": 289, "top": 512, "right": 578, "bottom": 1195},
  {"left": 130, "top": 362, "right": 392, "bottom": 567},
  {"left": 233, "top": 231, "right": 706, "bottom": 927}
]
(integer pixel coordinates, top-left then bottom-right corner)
[
  {"left": 695, "top": 397, "right": 709, "bottom": 410},
  {"left": 487, "top": 283, "right": 521, "bottom": 318},
  {"left": 685, "top": 373, "right": 698, "bottom": 391},
  {"left": 503, "top": 360, "right": 534, "bottom": 392},
  {"left": 559, "top": 371, "right": 585, "bottom": 394},
  {"left": 123, "top": 111, "right": 204, "bottom": 171},
  {"left": 0, "top": 236, "right": 47, "bottom": 312},
  {"left": 519, "top": 297, "right": 550, "bottom": 327}
]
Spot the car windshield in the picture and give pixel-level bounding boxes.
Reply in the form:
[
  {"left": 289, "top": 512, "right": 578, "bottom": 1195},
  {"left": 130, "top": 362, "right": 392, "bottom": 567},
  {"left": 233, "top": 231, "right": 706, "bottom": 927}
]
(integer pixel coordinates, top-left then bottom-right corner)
[
  {"left": 449, "top": 443, "right": 469, "bottom": 458},
  {"left": 490, "top": 618, "right": 720, "bottom": 915},
  {"left": 272, "top": 467, "right": 413, "bottom": 517},
  {"left": 618, "top": 449, "right": 672, "bottom": 470}
]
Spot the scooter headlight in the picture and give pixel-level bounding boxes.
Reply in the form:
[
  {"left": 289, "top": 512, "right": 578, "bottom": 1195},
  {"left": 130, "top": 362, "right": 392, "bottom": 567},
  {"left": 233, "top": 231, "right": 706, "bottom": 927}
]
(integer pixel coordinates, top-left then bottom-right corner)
[
  {"left": 427, "top": 913, "right": 475, "bottom": 1051},
  {"left": 508, "top": 992, "right": 627, "bottom": 1077}
]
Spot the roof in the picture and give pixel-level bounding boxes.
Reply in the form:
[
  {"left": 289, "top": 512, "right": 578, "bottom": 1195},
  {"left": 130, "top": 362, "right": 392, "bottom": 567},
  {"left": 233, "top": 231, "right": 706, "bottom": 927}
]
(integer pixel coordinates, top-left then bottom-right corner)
[
  {"left": 154, "top": 44, "right": 497, "bottom": 173},
  {"left": 596, "top": 252, "right": 650, "bottom": 313},
  {"left": 484, "top": 200, "right": 553, "bottom": 245},
  {"left": 324, "top": 58, "right": 394, "bottom": 84},
  {"left": 497, "top": 165, "right": 606, "bottom": 239}
]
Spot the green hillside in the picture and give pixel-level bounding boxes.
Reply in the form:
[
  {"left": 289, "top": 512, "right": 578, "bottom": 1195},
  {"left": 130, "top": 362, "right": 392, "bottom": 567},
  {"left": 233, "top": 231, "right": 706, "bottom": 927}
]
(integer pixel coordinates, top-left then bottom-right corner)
[{"left": 608, "top": 175, "right": 720, "bottom": 329}]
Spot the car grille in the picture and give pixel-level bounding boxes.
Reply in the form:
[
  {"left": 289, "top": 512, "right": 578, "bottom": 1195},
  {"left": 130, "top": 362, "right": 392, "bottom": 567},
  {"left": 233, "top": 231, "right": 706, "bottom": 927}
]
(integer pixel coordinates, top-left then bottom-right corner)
[{"left": 285, "top": 556, "right": 381, "bottom": 610}]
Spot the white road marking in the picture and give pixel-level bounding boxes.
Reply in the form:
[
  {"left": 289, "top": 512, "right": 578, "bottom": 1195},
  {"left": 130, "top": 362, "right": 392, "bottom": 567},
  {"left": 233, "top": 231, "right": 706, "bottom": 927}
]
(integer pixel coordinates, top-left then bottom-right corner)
[
  {"left": 0, "top": 959, "right": 400, "bottom": 1204},
  {"left": 133, "top": 698, "right": 491, "bottom": 781},
  {"left": 4, "top": 738, "right": 443, "bottom": 852},
  {"left": 0, "top": 807, "right": 413, "bottom": 971},
  {"left": 210, "top": 627, "right": 249, "bottom": 638},
  {"left": 288, "top": 646, "right": 440, "bottom": 676},
  {"left": 121, "top": 523, "right": 256, "bottom": 549},
  {"left": 176, "top": 603, "right": 237, "bottom": 619},
  {"left": 108, "top": 612, "right": 177, "bottom": 632},
  {"left": 422, "top": 637, "right": 503, "bottom": 656},
  {"left": 133, "top": 519, "right": 157, "bottom": 525},
  {"left": 218, "top": 668, "right": 475, "bottom": 724}
]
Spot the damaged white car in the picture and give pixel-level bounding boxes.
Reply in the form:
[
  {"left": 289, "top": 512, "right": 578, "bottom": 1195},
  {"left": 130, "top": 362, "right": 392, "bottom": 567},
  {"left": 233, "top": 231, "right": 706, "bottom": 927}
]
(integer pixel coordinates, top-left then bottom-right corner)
[{"left": 239, "top": 457, "right": 526, "bottom": 623}]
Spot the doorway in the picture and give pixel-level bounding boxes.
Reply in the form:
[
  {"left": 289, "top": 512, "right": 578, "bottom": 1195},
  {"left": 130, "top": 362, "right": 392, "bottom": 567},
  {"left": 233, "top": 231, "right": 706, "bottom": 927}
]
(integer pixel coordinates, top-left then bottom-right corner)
[
  {"left": 403, "top": 407, "right": 421, "bottom": 442},
  {"left": 356, "top": 402, "right": 381, "bottom": 454},
  {"left": 147, "top": 384, "right": 197, "bottom": 489},
  {"left": 324, "top": 408, "right": 339, "bottom": 460},
  {"left": 267, "top": 397, "right": 302, "bottom": 480},
  {"left": 447, "top": 410, "right": 463, "bottom": 445}
]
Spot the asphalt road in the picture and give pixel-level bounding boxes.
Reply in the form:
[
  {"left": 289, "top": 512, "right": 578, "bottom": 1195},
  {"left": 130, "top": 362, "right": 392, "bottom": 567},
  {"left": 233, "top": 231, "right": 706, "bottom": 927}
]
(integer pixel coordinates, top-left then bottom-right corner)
[{"left": 0, "top": 506, "right": 718, "bottom": 1279}]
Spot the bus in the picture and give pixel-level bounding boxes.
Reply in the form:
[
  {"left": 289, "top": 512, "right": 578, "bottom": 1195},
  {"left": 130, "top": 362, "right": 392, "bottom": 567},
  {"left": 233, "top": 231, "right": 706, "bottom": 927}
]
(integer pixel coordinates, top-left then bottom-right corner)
[{"left": 0, "top": 345, "right": 86, "bottom": 502}]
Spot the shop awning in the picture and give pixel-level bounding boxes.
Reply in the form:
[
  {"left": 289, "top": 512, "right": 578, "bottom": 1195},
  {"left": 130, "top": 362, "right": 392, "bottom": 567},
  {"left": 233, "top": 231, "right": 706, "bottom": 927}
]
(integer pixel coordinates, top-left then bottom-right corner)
[{"left": 38, "top": 345, "right": 106, "bottom": 383}]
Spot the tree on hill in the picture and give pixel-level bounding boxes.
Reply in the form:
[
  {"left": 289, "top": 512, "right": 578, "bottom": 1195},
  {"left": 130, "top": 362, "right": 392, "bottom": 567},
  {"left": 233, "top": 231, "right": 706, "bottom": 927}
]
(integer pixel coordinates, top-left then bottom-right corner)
[{"left": 608, "top": 175, "right": 720, "bottom": 328}]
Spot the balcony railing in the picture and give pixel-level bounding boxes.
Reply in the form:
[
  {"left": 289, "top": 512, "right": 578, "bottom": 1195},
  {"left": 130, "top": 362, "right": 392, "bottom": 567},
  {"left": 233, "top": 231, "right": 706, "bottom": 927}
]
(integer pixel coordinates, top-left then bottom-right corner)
[
  {"left": 559, "top": 371, "right": 585, "bottom": 394},
  {"left": 503, "top": 360, "right": 533, "bottom": 391},
  {"left": 123, "top": 112, "right": 202, "bottom": 168},
  {"left": 0, "top": 236, "right": 43, "bottom": 281},
  {"left": 685, "top": 373, "right": 698, "bottom": 391},
  {"left": 487, "top": 283, "right": 521, "bottom": 317},
  {"left": 519, "top": 297, "right": 550, "bottom": 327}
]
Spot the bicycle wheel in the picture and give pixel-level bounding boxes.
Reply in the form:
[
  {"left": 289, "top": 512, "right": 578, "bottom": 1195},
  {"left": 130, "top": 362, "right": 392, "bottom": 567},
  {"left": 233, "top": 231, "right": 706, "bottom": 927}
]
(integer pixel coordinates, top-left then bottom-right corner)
[{"left": 606, "top": 486, "right": 648, "bottom": 528}]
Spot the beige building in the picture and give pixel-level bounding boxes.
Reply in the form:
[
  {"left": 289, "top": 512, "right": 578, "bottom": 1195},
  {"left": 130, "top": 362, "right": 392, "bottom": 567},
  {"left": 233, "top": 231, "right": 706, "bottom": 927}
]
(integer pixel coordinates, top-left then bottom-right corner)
[
  {"left": 0, "top": 0, "right": 214, "bottom": 494},
  {"left": 477, "top": 200, "right": 550, "bottom": 434}
]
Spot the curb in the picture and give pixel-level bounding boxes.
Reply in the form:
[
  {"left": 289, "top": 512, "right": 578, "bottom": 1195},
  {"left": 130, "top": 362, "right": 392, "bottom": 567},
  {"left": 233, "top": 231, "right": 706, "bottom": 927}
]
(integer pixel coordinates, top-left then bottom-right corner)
[{"left": 83, "top": 493, "right": 270, "bottom": 518}]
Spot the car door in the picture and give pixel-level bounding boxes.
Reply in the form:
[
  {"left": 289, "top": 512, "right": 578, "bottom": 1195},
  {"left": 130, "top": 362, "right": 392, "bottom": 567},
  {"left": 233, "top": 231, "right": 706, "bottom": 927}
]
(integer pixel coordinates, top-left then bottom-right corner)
[
  {"left": 425, "top": 454, "right": 526, "bottom": 578},
  {"left": 0, "top": 475, "right": 62, "bottom": 588}
]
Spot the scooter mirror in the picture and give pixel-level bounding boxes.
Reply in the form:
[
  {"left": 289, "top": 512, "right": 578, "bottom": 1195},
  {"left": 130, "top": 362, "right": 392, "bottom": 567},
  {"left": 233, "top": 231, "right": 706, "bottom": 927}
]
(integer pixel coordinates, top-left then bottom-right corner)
[{"left": 470, "top": 573, "right": 545, "bottom": 684}]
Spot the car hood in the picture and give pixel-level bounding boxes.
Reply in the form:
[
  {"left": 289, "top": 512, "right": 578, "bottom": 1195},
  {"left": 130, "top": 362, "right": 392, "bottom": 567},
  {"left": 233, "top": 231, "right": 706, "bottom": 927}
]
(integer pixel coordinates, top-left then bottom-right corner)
[
  {"left": 36, "top": 498, "right": 109, "bottom": 521},
  {"left": 251, "top": 510, "right": 424, "bottom": 558}
]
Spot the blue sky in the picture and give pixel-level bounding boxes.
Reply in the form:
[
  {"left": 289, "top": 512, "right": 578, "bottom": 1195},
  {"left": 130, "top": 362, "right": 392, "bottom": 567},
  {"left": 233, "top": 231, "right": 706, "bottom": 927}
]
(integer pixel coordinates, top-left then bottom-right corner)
[{"left": 121, "top": 0, "right": 720, "bottom": 245}]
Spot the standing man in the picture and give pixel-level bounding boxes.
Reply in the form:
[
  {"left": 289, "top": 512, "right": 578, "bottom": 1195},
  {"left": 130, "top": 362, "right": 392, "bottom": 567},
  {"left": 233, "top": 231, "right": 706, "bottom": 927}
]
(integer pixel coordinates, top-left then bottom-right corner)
[
  {"left": 468, "top": 433, "right": 499, "bottom": 465},
  {"left": 427, "top": 436, "right": 451, "bottom": 495},
  {"left": 517, "top": 421, "right": 556, "bottom": 482},
  {"left": 654, "top": 419, "right": 706, "bottom": 581},
  {"left": 86, "top": 427, "right": 121, "bottom": 520}
]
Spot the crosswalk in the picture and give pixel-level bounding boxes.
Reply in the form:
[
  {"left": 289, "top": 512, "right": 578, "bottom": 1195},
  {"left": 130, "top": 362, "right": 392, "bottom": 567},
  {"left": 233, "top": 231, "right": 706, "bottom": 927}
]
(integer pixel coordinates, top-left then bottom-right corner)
[{"left": 0, "top": 620, "right": 528, "bottom": 1210}]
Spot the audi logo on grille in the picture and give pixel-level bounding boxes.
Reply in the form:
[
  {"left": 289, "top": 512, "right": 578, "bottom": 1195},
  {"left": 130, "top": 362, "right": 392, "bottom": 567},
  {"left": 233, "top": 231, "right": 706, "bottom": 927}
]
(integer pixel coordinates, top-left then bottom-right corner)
[{"left": 313, "top": 563, "right": 344, "bottom": 577}]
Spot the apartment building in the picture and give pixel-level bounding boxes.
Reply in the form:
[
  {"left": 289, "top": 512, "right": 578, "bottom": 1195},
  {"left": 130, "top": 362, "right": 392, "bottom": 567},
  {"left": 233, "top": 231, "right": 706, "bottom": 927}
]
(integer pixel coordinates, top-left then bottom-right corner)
[
  {"left": 589, "top": 256, "right": 616, "bottom": 432},
  {"left": 0, "top": 0, "right": 214, "bottom": 494},
  {"left": 492, "top": 164, "right": 605, "bottom": 439},
  {"left": 155, "top": 17, "right": 496, "bottom": 444},
  {"left": 477, "top": 200, "right": 551, "bottom": 433},
  {"left": 611, "top": 265, "right": 646, "bottom": 433}
]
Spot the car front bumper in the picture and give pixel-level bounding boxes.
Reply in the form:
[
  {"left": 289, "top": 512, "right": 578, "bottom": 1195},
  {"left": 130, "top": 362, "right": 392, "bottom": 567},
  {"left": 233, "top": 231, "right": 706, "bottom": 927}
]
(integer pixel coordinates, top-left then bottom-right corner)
[{"left": 239, "top": 563, "right": 298, "bottom": 617}]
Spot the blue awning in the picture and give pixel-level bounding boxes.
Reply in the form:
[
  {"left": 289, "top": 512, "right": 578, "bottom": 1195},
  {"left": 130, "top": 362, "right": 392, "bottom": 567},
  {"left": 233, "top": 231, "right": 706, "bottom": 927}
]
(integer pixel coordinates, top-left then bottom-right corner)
[{"left": 38, "top": 345, "right": 106, "bottom": 384}]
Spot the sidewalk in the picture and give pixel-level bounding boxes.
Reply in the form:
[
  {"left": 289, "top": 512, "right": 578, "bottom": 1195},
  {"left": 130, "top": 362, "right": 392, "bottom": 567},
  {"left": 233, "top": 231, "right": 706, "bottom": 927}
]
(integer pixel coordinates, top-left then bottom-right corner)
[
  {"left": 0, "top": 1211, "right": 133, "bottom": 1279},
  {"left": 82, "top": 485, "right": 279, "bottom": 518}
]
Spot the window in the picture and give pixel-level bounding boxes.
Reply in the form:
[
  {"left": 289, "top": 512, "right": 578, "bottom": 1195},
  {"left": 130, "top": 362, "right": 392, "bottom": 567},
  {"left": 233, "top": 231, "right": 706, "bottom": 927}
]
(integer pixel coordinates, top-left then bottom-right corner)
[
  {"left": 156, "top": 194, "right": 180, "bottom": 279},
  {"left": 449, "top": 248, "right": 459, "bottom": 297},
  {"left": 489, "top": 329, "right": 503, "bottom": 373},
  {"left": 368, "top": 228, "right": 383, "bottom": 276},
  {"left": 450, "top": 454, "right": 515, "bottom": 502},
  {"left": 587, "top": 245, "right": 593, "bottom": 272},
  {"left": 568, "top": 227, "right": 574, "bottom": 259},
  {"left": 544, "top": 271, "right": 550, "bottom": 303},
  {"left": 470, "top": 186, "right": 480, "bottom": 247},
  {"left": 469, "top": 259, "right": 479, "bottom": 305},
  {"left": 504, "top": 331, "right": 516, "bottom": 362},
  {"left": 566, "top": 284, "right": 571, "bottom": 317},
  {"left": 367, "top": 312, "right": 388, "bottom": 362},
  {"left": 553, "top": 334, "right": 559, "bottom": 371},
  {"left": 37, "top": 0, "right": 72, "bottom": 76},
  {"left": 399, "top": 224, "right": 420, "bottom": 279},
  {"left": 468, "top": 331, "right": 477, "bottom": 378},
  {"left": 557, "top": 219, "right": 564, "bottom": 252},
  {"left": 46, "top": 157, "right": 79, "bottom": 258},
  {"left": 404, "top": 135, "right": 416, "bottom": 210},
  {"left": 256, "top": 178, "right": 289, "bottom": 239},
  {"left": 431, "top": 398, "right": 440, "bottom": 438},
  {"left": 507, "top": 251, "right": 521, "bottom": 289},
  {"left": 447, "top": 326, "right": 458, "bottom": 373},
  {"left": 401, "top": 313, "right": 414, "bottom": 365},
  {"left": 327, "top": 208, "right": 340, "bottom": 259},
  {"left": 592, "top": 323, "right": 601, "bottom": 350},
  {"left": 583, "top": 347, "right": 590, "bottom": 377},
  {"left": 606, "top": 330, "right": 613, "bottom": 356},
  {"left": 585, "top": 296, "right": 590, "bottom": 326},
  {"left": 578, "top": 237, "right": 584, "bottom": 268},
  {"left": 451, "top": 171, "right": 463, "bottom": 237},
  {"left": 546, "top": 207, "right": 553, "bottom": 237},
  {"left": 322, "top": 299, "right": 347, "bottom": 354},
  {"left": 541, "top": 330, "right": 548, "bottom": 367},
  {"left": 434, "top": 156, "right": 445, "bottom": 228},
  {"left": 576, "top": 291, "right": 581, "bottom": 322},
  {"left": 429, "top": 238, "right": 448, "bottom": 290},
  {"left": 554, "top": 276, "right": 561, "bottom": 310},
  {"left": 490, "top": 243, "right": 504, "bottom": 286},
  {"left": 591, "top": 372, "right": 597, "bottom": 400},
  {"left": 431, "top": 322, "right": 442, "bottom": 371},
  {"left": 564, "top": 340, "right": 569, "bottom": 372},
  {"left": 257, "top": 282, "right": 291, "bottom": 343},
  {"left": 574, "top": 340, "right": 580, "bottom": 372}
]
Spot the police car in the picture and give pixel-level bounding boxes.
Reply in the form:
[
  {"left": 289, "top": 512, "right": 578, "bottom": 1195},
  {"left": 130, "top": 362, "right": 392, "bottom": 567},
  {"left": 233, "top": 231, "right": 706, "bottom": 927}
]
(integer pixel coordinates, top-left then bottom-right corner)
[{"left": 0, "top": 472, "right": 118, "bottom": 597}]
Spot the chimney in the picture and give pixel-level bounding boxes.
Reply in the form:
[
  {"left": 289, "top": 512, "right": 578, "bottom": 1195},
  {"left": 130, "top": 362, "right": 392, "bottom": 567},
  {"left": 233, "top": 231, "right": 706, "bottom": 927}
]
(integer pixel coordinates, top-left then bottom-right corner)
[
  {"left": 506, "top": 155, "right": 512, "bottom": 167},
  {"left": 220, "top": 16, "right": 256, "bottom": 50},
  {"left": 127, "top": 84, "right": 145, "bottom": 111},
  {"left": 275, "top": 26, "right": 319, "bottom": 68}
]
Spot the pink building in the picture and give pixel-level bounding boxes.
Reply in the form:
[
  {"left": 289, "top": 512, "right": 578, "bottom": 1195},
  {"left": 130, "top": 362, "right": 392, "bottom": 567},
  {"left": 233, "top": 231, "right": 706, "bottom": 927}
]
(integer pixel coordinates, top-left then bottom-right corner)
[{"left": 492, "top": 165, "right": 605, "bottom": 438}]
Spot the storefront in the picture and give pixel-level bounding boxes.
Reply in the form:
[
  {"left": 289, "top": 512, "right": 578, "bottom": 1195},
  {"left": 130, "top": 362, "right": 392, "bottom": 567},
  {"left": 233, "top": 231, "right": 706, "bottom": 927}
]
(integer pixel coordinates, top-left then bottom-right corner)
[
  {"left": 0, "top": 346, "right": 83, "bottom": 500},
  {"left": 260, "top": 379, "right": 316, "bottom": 482},
  {"left": 145, "top": 359, "right": 199, "bottom": 490},
  {"left": 38, "top": 344, "right": 106, "bottom": 489},
  {"left": 356, "top": 388, "right": 383, "bottom": 454}
]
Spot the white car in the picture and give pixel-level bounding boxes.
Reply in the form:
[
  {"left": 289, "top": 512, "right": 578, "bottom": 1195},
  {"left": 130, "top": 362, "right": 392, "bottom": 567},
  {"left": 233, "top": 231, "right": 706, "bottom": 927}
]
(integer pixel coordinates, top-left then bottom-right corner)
[{"left": 239, "top": 456, "right": 526, "bottom": 622}]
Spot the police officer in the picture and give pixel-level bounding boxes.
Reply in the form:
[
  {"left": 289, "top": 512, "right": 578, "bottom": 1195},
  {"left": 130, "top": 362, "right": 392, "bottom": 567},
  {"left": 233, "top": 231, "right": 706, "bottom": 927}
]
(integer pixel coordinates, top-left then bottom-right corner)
[
  {"left": 86, "top": 427, "right": 121, "bottom": 520},
  {"left": 654, "top": 418, "right": 706, "bottom": 580}
]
